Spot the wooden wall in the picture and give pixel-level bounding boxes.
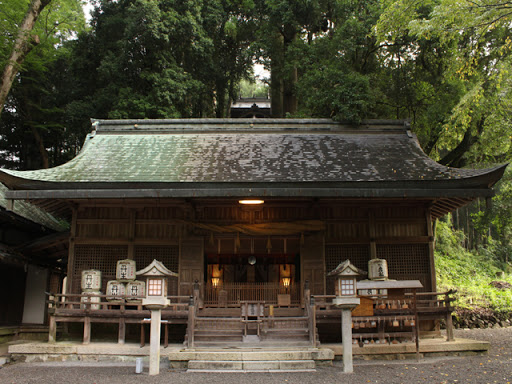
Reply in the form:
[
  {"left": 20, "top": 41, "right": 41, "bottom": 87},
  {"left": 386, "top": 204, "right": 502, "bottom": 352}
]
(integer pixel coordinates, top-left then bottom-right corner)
[{"left": 67, "top": 199, "right": 435, "bottom": 296}]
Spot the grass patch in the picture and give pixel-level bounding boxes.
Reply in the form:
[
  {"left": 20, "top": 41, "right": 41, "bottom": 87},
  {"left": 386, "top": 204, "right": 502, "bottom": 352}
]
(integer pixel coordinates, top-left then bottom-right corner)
[{"left": 435, "top": 220, "right": 512, "bottom": 312}]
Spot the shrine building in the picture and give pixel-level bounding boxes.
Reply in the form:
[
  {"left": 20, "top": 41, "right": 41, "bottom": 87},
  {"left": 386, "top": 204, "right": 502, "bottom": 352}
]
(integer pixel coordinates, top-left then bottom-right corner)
[{"left": 0, "top": 118, "right": 506, "bottom": 347}]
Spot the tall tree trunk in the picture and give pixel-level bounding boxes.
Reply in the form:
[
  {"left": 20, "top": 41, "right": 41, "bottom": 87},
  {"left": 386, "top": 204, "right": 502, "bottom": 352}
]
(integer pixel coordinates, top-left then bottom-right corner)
[
  {"left": 31, "top": 125, "right": 49, "bottom": 169},
  {"left": 0, "top": 0, "right": 51, "bottom": 114},
  {"left": 270, "top": 65, "right": 283, "bottom": 117},
  {"left": 282, "top": 26, "right": 298, "bottom": 116},
  {"left": 283, "top": 66, "right": 297, "bottom": 115}
]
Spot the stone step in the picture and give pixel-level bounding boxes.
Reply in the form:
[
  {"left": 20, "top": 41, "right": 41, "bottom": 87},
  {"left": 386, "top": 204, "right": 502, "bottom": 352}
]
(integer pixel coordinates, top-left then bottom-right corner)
[
  {"left": 187, "top": 359, "right": 316, "bottom": 372},
  {"left": 175, "top": 349, "right": 330, "bottom": 361}
]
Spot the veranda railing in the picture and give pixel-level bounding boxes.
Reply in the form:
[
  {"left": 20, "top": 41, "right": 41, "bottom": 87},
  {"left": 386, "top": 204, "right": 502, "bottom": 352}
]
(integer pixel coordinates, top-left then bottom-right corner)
[{"left": 204, "top": 282, "right": 300, "bottom": 306}]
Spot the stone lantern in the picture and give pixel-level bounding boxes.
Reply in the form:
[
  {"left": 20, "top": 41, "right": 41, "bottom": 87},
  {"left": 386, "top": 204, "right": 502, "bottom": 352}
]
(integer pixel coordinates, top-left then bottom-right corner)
[
  {"left": 327, "top": 260, "right": 366, "bottom": 373},
  {"left": 136, "top": 259, "right": 178, "bottom": 375}
]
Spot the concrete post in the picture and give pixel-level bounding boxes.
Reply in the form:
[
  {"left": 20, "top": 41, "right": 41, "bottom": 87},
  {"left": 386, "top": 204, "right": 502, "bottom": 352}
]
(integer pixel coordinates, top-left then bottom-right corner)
[
  {"left": 341, "top": 309, "right": 354, "bottom": 373},
  {"left": 149, "top": 308, "right": 162, "bottom": 376}
]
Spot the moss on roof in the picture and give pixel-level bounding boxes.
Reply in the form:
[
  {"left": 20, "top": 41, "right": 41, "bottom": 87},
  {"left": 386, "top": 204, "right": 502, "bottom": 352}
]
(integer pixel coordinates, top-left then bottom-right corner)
[{"left": 0, "top": 119, "right": 501, "bottom": 186}]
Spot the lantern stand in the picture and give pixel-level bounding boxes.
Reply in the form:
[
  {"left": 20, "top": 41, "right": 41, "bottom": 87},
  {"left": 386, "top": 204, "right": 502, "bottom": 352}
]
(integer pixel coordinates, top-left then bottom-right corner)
[
  {"left": 327, "top": 260, "right": 366, "bottom": 373},
  {"left": 136, "top": 259, "right": 178, "bottom": 376}
]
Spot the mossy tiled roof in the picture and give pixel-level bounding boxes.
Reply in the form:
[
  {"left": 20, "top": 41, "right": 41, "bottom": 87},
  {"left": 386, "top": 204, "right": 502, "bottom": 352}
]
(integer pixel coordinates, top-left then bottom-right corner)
[{"left": 0, "top": 119, "right": 504, "bottom": 188}]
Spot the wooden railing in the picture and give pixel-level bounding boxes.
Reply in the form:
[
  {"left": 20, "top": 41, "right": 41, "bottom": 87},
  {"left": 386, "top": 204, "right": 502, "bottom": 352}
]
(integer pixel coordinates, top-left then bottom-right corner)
[
  {"left": 204, "top": 282, "right": 300, "bottom": 306},
  {"left": 312, "top": 290, "right": 457, "bottom": 343},
  {"left": 46, "top": 293, "right": 190, "bottom": 344}
]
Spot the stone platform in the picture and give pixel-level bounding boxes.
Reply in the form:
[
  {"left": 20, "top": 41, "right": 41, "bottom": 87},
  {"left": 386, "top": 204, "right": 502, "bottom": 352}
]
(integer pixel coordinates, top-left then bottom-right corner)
[{"left": 6, "top": 337, "right": 489, "bottom": 371}]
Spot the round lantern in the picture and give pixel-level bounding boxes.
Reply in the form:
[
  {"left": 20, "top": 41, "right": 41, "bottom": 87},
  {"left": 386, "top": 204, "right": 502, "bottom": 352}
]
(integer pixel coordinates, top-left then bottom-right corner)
[
  {"left": 81, "top": 270, "right": 102, "bottom": 292},
  {"left": 106, "top": 280, "right": 126, "bottom": 302},
  {"left": 368, "top": 259, "right": 388, "bottom": 281},
  {"left": 126, "top": 280, "right": 145, "bottom": 303},
  {"left": 116, "top": 259, "right": 136, "bottom": 282}
]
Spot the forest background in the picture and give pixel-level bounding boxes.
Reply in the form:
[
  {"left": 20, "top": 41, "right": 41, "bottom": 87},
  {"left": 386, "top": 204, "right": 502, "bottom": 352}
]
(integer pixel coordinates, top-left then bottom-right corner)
[{"left": 2, "top": 0, "right": 512, "bottom": 323}]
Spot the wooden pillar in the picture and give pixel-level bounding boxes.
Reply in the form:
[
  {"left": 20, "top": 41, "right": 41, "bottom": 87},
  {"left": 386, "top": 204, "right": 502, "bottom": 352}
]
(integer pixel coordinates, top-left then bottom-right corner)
[
  {"left": 118, "top": 317, "right": 126, "bottom": 344},
  {"left": 369, "top": 211, "right": 377, "bottom": 260},
  {"left": 48, "top": 316, "right": 57, "bottom": 343},
  {"left": 66, "top": 207, "right": 78, "bottom": 298},
  {"left": 127, "top": 209, "right": 136, "bottom": 260},
  {"left": 426, "top": 208, "right": 437, "bottom": 292},
  {"left": 83, "top": 316, "right": 91, "bottom": 344},
  {"left": 300, "top": 234, "right": 325, "bottom": 296},
  {"left": 446, "top": 310, "right": 454, "bottom": 341},
  {"left": 413, "top": 290, "right": 420, "bottom": 360}
]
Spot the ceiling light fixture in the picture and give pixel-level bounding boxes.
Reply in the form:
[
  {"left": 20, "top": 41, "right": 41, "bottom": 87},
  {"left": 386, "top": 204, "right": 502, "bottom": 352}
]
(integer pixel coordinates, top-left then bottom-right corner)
[{"left": 238, "top": 199, "right": 264, "bottom": 205}]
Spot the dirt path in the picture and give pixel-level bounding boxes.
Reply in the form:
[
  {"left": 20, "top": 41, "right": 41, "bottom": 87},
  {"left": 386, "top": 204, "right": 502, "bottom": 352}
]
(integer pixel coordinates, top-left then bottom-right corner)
[{"left": 1, "top": 327, "right": 511, "bottom": 384}]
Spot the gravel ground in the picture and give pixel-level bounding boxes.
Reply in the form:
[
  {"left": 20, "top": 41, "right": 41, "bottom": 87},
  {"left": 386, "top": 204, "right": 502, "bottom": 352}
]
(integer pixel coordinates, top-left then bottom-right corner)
[{"left": 1, "top": 327, "right": 511, "bottom": 384}]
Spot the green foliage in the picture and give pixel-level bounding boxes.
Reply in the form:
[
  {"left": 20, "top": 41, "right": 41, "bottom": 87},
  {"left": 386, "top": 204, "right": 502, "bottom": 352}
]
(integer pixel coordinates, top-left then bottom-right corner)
[
  {"left": 0, "top": 0, "right": 87, "bottom": 169},
  {"left": 238, "top": 79, "right": 268, "bottom": 98},
  {"left": 296, "top": 64, "right": 370, "bottom": 121},
  {"left": 435, "top": 219, "right": 512, "bottom": 311}
]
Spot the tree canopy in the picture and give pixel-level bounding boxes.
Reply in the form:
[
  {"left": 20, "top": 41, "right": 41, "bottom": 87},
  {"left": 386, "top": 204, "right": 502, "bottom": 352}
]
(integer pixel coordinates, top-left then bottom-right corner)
[{"left": 2, "top": 0, "right": 512, "bottom": 252}]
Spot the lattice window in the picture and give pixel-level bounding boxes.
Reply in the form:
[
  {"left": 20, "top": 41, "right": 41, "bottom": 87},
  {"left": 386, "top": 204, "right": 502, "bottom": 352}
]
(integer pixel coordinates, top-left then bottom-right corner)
[
  {"left": 148, "top": 279, "right": 163, "bottom": 296},
  {"left": 134, "top": 245, "right": 179, "bottom": 295},
  {"left": 377, "top": 244, "right": 431, "bottom": 291},
  {"left": 325, "top": 245, "right": 369, "bottom": 295},
  {"left": 73, "top": 245, "right": 128, "bottom": 293},
  {"left": 340, "top": 279, "right": 355, "bottom": 296},
  {"left": 325, "top": 245, "right": 369, "bottom": 272}
]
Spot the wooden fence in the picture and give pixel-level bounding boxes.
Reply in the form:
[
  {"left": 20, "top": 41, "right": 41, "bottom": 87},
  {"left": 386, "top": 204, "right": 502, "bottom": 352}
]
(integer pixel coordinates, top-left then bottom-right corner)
[{"left": 204, "top": 282, "right": 300, "bottom": 306}]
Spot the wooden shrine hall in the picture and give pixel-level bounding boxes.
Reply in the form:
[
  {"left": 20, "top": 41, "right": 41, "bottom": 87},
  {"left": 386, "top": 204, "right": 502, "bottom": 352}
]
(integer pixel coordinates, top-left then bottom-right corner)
[{"left": 0, "top": 118, "right": 506, "bottom": 348}]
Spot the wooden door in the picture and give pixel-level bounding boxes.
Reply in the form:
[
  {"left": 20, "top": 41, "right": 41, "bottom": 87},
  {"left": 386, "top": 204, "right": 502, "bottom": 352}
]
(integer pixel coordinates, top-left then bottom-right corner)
[
  {"left": 179, "top": 238, "right": 204, "bottom": 297},
  {"left": 300, "top": 233, "right": 325, "bottom": 295}
]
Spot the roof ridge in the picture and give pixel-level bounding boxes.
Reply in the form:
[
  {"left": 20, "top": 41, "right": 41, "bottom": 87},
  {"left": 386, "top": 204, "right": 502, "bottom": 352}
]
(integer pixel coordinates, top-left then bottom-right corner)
[{"left": 90, "top": 118, "right": 410, "bottom": 134}]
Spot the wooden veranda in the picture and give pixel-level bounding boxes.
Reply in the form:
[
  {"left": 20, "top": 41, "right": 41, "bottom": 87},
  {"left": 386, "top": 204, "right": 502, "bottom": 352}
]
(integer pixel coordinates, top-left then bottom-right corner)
[{"left": 47, "top": 283, "right": 456, "bottom": 349}]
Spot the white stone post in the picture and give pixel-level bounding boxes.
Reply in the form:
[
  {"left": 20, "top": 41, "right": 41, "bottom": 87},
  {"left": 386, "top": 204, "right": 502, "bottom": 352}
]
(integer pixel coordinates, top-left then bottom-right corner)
[
  {"left": 341, "top": 309, "right": 354, "bottom": 373},
  {"left": 149, "top": 308, "right": 162, "bottom": 376}
]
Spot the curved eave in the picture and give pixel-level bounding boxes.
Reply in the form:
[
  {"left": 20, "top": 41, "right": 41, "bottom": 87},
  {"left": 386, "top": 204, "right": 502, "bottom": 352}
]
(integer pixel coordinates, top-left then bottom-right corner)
[{"left": 0, "top": 162, "right": 507, "bottom": 193}]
